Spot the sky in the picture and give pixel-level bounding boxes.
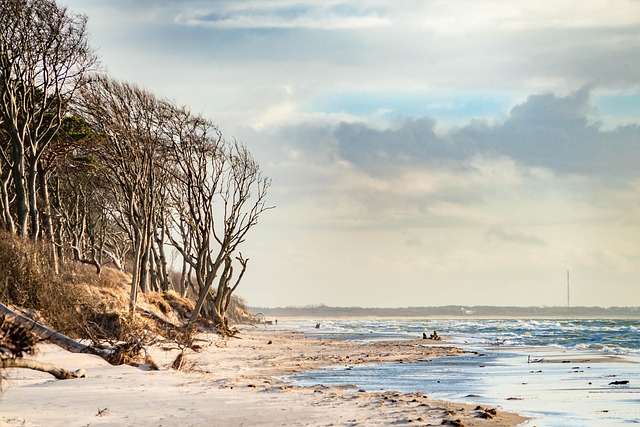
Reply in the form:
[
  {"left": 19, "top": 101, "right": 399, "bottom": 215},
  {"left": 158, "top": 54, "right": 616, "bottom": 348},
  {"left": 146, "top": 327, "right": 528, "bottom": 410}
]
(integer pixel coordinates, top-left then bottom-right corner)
[{"left": 63, "top": 0, "right": 640, "bottom": 308}]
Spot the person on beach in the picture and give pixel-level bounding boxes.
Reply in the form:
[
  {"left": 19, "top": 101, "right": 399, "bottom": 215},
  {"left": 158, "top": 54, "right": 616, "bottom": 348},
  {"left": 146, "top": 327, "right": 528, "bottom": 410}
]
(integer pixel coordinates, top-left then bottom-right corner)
[{"left": 423, "top": 331, "right": 441, "bottom": 340}]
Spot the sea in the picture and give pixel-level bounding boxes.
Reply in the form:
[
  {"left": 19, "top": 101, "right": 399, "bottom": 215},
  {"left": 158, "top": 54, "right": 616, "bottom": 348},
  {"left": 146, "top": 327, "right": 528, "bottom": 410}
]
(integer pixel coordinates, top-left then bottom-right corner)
[{"left": 277, "top": 318, "right": 640, "bottom": 427}]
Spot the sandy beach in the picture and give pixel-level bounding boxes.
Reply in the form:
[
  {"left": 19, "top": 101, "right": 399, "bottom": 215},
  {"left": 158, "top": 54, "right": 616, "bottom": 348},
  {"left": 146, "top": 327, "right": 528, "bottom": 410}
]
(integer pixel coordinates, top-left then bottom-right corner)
[{"left": 0, "top": 327, "right": 527, "bottom": 426}]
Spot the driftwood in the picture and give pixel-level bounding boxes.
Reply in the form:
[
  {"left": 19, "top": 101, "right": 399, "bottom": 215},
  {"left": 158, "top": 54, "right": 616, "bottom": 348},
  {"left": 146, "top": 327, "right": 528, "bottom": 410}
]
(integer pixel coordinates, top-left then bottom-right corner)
[
  {"left": 1, "top": 358, "right": 86, "bottom": 379},
  {"left": 1, "top": 306, "right": 88, "bottom": 380},
  {"left": 0, "top": 303, "right": 160, "bottom": 369},
  {"left": 0, "top": 303, "right": 110, "bottom": 361}
]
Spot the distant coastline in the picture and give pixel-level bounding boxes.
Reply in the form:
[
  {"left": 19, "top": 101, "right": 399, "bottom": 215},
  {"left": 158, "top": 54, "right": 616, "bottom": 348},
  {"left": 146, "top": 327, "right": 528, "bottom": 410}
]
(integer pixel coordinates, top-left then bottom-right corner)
[{"left": 249, "top": 305, "right": 640, "bottom": 319}]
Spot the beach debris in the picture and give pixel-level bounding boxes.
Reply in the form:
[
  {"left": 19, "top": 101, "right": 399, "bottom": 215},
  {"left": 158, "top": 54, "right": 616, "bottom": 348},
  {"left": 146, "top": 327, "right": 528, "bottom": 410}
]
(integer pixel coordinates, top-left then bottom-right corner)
[
  {"left": 2, "top": 358, "right": 87, "bottom": 379},
  {"left": 441, "top": 418, "right": 465, "bottom": 426},
  {"left": 527, "top": 355, "right": 545, "bottom": 363},
  {"left": 1, "top": 313, "right": 90, "bottom": 380},
  {"left": 96, "top": 408, "right": 108, "bottom": 417},
  {"left": 267, "top": 340, "right": 272, "bottom": 345},
  {"left": 609, "top": 380, "right": 630, "bottom": 385},
  {"left": 171, "top": 352, "right": 186, "bottom": 371},
  {"left": 476, "top": 407, "right": 498, "bottom": 419},
  {"left": 142, "top": 354, "right": 159, "bottom": 371}
]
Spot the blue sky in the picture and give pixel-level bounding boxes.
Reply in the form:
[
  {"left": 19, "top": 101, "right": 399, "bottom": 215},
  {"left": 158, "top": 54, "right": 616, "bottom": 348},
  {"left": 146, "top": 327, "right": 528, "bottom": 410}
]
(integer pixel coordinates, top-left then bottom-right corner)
[{"left": 64, "top": 0, "right": 640, "bottom": 308}]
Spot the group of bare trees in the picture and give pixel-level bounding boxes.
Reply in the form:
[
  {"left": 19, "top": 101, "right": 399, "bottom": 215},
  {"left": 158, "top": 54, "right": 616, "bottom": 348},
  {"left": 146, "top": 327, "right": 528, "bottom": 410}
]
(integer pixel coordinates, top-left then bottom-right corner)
[{"left": 0, "top": 0, "right": 271, "bottom": 332}]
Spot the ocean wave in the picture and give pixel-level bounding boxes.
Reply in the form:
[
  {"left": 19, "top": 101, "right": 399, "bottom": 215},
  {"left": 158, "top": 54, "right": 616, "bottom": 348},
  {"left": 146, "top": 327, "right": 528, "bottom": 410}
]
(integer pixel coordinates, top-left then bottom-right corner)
[{"left": 287, "top": 318, "right": 640, "bottom": 356}]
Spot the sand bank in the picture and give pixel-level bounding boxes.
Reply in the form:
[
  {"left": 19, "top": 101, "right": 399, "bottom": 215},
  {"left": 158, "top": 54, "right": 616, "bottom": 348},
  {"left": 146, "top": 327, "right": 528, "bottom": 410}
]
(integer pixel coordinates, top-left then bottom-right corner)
[{"left": 0, "top": 327, "right": 527, "bottom": 426}]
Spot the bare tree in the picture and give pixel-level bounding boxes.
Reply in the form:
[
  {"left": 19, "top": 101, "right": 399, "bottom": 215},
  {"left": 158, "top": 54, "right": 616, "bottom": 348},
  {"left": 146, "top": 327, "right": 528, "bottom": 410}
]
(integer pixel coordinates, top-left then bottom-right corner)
[
  {"left": 165, "top": 111, "right": 271, "bottom": 333},
  {"left": 0, "top": 0, "right": 98, "bottom": 242},
  {"left": 53, "top": 154, "right": 104, "bottom": 274},
  {"left": 77, "top": 75, "right": 170, "bottom": 311},
  {"left": 0, "top": 127, "right": 14, "bottom": 233}
]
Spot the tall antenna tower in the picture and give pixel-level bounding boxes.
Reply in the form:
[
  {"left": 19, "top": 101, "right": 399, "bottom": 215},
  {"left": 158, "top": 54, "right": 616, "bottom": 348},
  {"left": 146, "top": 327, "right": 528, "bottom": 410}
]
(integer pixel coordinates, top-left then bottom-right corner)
[{"left": 567, "top": 270, "right": 570, "bottom": 308}]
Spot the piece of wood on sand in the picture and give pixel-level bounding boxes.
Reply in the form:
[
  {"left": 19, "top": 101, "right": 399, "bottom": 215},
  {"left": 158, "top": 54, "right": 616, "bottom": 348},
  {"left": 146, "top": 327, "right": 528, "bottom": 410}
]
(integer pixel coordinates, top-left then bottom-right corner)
[{"left": 0, "top": 302, "right": 105, "bottom": 379}]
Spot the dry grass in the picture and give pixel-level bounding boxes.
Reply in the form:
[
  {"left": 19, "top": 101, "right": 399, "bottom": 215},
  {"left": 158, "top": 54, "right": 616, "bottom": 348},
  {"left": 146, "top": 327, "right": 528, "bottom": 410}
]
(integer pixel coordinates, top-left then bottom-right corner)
[
  {"left": 0, "top": 231, "right": 55, "bottom": 309},
  {"left": 0, "top": 232, "right": 137, "bottom": 343},
  {"left": 0, "top": 232, "right": 260, "bottom": 369},
  {"left": 161, "top": 291, "right": 195, "bottom": 320}
]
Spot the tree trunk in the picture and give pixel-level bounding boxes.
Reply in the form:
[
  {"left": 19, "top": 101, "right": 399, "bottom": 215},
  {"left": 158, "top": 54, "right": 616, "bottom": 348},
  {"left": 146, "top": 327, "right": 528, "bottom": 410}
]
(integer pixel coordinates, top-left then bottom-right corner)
[
  {"left": 38, "top": 165, "right": 58, "bottom": 273},
  {"left": 0, "top": 171, "right": 14, "bottom": 233},
  {"left": 129, "top": 223, "right": 143, "bottom": 313},
  {"left": 0, "top": 303, "right": 122, "bottom": 364},
  {"left": 27, "top": 160, "right": 39, "bottom": 240},
  {"left": 139, "top": 231, "right": 151, "bottom": 294},
  {"left": 1, "top": 358, "right": 86, "bottom": 380},
  {"left": 54, "top": 225, "right": 64, "bottom": 265},
  {"left": 148, "top": 249, "right": 158, "bottom": 292},
  {"left": 154, "top": 228, "right": 170, "bottom": 291},
  {"left": 188, "top": 253, "right": 225, "bottom": 325},
  {"left": 0, "top": 303, "right": 91, "bottom": 354},
  {"left": 11, "top": 136, "right": 29, "bottom": 237}
]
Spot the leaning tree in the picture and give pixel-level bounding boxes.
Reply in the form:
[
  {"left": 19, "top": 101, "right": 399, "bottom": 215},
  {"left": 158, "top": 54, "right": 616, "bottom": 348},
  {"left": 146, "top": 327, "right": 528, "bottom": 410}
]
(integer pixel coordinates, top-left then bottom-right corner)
[{"left": 164, "top": 109, "right": 271, "bottom": 334}]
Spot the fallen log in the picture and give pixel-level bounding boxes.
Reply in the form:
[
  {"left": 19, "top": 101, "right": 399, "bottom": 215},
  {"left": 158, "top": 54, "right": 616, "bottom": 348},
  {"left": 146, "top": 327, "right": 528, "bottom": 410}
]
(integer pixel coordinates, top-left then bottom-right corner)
[
  {"left": 0, "top": 303, "right": 109, "bottom": 360},
  {"left": 1, "top": 358, "right": 86, "bottom": 380}
]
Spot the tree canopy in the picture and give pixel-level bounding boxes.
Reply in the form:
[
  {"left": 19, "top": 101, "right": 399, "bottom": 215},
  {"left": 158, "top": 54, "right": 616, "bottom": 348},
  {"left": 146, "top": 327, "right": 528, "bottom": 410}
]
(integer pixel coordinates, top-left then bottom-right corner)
[{"left": 0, "top": 0, "right": 271, "bottom": 332}]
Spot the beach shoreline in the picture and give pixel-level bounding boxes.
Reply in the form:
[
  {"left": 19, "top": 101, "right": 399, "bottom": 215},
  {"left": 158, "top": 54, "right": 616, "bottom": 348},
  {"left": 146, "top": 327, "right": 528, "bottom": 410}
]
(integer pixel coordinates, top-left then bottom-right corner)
[{"left": 0, "top": 327, "right": 528, "bottom": 426}]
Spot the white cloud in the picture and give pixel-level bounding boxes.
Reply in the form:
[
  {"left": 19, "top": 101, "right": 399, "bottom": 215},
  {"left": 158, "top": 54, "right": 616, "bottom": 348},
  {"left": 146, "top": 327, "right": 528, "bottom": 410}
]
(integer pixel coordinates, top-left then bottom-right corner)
[{"left": 406, "top": 0, "right": 640, "bottom": 34}]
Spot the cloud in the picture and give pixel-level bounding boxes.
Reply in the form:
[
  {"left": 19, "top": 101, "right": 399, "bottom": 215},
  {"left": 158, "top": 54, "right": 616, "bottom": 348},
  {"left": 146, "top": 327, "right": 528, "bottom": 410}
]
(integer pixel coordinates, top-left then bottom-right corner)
[
  {"left": 332, "top": 87, "right": 640, "bottom": 178},
  {"left": 64, "top": 0, "right": 640, "bottom": 130},
  {"left": 241, "top": 87, "right": 640, "bottom": 251},
  {"left": 485, "top": 226, "right": 547, "bottom": 247},
  {"left": 175, "top": 3, "right": 390, "bottom": 30}
]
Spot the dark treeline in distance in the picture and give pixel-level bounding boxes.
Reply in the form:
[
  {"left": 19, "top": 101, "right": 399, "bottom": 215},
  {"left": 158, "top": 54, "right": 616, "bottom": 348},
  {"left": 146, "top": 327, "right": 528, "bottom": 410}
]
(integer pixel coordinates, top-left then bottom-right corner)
[{"left": 251, "top": 305, "right": 640, "bottom": 319}]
